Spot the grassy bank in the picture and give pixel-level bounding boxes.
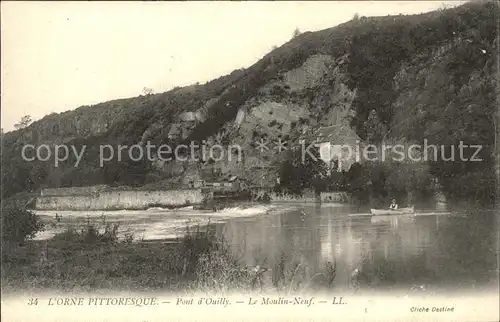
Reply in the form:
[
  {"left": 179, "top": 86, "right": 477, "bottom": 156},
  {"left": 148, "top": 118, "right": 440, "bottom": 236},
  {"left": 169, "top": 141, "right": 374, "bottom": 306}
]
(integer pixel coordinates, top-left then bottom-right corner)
[
  {"left": 1, "top": 221, "right": 246, "bottom": 293},
  {"left": 1, "top": 219, "right": 338, "bottom": 294}
]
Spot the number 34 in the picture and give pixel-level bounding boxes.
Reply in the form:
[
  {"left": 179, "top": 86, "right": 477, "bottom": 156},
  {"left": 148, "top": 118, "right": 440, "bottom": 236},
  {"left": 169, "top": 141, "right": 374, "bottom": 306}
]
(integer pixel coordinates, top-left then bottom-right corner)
[{"left": 28, "top": 298, "right": 38, "bottom": 306}]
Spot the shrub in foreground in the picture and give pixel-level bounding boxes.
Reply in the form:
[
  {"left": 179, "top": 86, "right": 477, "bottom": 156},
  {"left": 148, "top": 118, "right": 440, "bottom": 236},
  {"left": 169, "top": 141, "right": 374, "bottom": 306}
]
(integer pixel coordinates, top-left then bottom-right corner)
[
  {"left": 1, "top": 204, "right": 44, "bottom": 244},
  {"left": 52, "top": 218, "right": 120, "bottom": 244}
]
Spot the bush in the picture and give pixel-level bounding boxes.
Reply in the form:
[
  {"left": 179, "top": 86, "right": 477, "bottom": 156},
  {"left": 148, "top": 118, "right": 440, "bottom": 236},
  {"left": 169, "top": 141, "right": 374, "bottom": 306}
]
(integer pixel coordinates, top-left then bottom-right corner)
[
  {"left": 52, "top": 216, "right": 121, "bottom": 244},
  {"left": 1, "top": 205, "right": 44, "bottom": 244},
  {"left": 178, "top": 223, "right": 219, "bottom": 277},
  {"left": 178, "top": 223, "right": 255, "bottom": 292}
]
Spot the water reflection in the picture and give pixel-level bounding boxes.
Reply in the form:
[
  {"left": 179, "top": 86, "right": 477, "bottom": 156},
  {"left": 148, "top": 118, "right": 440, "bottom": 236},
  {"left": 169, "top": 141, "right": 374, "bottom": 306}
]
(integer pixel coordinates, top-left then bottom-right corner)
[{"left": 218, "top": 205, "right": 498, "bottom": 293}]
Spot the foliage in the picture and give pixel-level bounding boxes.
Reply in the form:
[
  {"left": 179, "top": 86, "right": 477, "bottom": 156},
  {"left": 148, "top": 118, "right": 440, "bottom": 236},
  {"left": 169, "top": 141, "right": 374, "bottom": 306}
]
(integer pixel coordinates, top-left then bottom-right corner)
[
  {"left": 14, "top": 115, "right": 32, "bottom": 130},
  {"left": 99, "top": 154, "right": 152, "bottom": 187},
  {"left": 187, "top": 224, "right": 251, "bottom": 292},
  {"left": 364, "top": 110, "right": 387, "bottom": 143},
  {"left": 1, "top": 222, "right": 246, "bottom": 292},
  {"left": 1, "top": 220, "right": 341, "bottom": 293},
  {"left": 343, "top": 1, "right": 498, "bottom": 204},
  {"left": 347, "top": 1, "right": 497, "bottom": 137},
  {"left": 343, "top": 161, "right": 437, "bottom": 207},
  {"left": 1, "top": 204, "right": 44, "bottom": 244},
  {"left": 142, "top": 87, "right": 154, "bottom": 96},
  {"left": 385, "top": 162, "right": 434, "bottom": 204},
  {"left": 53, "top": 218, "right": 120, "bottom": 244},
  {"left": 292, "top": 28, "right": 301, "bottom": 38},
  {"left": 278, "top": 144, "right": 328, "bottom": 194}
]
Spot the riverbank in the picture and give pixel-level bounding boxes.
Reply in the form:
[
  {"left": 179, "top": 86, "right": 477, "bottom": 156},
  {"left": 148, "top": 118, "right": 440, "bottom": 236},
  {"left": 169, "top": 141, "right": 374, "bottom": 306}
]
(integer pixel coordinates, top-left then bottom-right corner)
[
  {"left": 1, "top": 218, "right": 334, "bottom": 294},
  {"left": 2, "top": 202, "right": 339, "bottom": 294},
  {"left": 1, "top": 225, "right": 243, "bottom": 293}
]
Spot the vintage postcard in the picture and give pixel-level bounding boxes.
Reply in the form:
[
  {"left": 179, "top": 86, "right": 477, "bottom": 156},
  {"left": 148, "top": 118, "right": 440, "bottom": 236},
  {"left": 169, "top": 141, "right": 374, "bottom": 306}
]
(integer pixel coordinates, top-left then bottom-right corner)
[{"left": 1, "top": 1, "right": 499, "bottom": 321}]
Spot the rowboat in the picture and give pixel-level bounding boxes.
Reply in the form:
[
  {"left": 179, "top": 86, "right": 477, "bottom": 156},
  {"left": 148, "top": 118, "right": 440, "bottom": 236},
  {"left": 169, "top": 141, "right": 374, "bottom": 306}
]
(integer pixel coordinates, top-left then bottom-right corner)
[{"left": 370, "top": 206, "right": 415, "bottom": 216}]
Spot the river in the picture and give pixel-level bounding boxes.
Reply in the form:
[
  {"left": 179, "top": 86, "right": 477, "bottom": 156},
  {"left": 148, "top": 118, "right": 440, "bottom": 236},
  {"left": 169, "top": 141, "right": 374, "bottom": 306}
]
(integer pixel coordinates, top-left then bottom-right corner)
[
  {"left": 217, "top": 203, "right": 498, "bottom": 294},
  {"left": 35, "top": 203, "right": 498, "bottom": 294}
]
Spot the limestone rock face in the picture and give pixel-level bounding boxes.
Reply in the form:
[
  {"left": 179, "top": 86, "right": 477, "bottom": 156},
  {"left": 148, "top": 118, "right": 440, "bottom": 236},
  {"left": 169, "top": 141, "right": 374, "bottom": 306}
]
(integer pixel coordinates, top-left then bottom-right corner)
[
  {"left": 186, "top": 51, "right": 361, "bottom": 186},
  {"left": 283, "top": 54, "right": 336, "bottom": 91}
]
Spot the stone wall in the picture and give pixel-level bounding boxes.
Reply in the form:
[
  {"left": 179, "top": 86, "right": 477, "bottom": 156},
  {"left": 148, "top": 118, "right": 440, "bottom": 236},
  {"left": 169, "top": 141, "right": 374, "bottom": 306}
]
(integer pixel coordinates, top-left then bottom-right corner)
[
  {"left": 35, "top": 189, "right": 203, "bottom": 210},
  {"left": 40, "top": 185, "right": 108, "bottom": 197}
]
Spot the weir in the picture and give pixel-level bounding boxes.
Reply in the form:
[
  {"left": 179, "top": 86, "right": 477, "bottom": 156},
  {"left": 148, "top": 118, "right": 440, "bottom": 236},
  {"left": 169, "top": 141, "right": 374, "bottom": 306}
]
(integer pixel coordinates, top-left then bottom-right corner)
[{"left": 35, "top": 186, "right": 203, "bottom": 211}]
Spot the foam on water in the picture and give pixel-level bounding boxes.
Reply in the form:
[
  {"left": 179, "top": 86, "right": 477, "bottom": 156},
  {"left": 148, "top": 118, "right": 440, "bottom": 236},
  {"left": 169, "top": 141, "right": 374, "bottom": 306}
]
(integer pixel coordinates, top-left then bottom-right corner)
[
  {"left": 215, "top": 205, "right": 276, "bottom": 216},
  {"left": 33, "top": 204, "right": 291, "bottom": 241},
  {"left": 145, "top": 207, "right": 172, "bottom": 212},
  {"left": 116, "top": 205, "right": 282, "bottom": 240}
]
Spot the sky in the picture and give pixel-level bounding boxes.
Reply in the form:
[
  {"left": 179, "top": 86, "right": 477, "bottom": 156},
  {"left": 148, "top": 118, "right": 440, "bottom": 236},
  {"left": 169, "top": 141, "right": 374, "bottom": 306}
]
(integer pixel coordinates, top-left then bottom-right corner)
[{"left": 1, "top": 1, "right": 465, "bottom": 132}]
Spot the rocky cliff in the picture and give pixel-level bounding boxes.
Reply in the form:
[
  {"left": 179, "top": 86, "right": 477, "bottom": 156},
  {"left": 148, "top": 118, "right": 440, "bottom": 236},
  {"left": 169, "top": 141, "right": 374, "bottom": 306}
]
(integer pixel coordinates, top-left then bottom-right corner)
[{"left": 2, "top": 1, "right": 497, "bottom": 203}]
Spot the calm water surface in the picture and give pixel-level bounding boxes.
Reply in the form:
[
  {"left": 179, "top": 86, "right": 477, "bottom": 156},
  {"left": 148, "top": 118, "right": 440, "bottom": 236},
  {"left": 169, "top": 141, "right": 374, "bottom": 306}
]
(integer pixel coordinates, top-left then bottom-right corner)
[
  {"left": 35, "top": 203, "right": 498, "bottom": 294},
  {"left": 217, "top": 204, "right": 498, "bottom": 293}
]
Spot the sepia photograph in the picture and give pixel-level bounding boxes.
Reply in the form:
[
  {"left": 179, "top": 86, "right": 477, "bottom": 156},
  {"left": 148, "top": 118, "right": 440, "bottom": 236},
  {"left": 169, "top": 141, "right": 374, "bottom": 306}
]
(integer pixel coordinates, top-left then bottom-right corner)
[{"left": 1, "top": 1, "right": 499, "bottom": 321}]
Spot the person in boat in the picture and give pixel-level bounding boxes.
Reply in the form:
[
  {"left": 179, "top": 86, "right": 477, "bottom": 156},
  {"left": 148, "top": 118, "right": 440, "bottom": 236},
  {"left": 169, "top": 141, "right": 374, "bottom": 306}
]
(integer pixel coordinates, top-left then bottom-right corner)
[{"left": 389, "top": 199, "right": 399, "bottom": 210}]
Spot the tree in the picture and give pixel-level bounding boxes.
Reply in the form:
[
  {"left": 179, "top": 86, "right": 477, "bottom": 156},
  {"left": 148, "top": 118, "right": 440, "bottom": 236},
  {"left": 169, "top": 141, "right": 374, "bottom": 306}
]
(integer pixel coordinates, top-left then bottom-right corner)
[
  {"left": 142, "top": 87, "right": 154, "bottom": 96},
  {"left": 100, "top": 154, "right": 151, "bottom": 187},
  {"left": 14, "top": 115, "right": 32, "bottom": 130},
  {"left": 385, "top": 162, "right": 433, "bottom": 205},
  {"left": 279, "top": 145, "right": 328, "bottom": 195},
  {"left": 353, "top": 13, "right": 360, "bottom": 21},
  {"left": 1, "top": 204, "right": 45, "bottom": 244},
  {"left": 292, "top": 28, "right": 301, "bottom": 38},
  {"left": 364, "top": 109, "right": 387, "bottom": 143}
]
